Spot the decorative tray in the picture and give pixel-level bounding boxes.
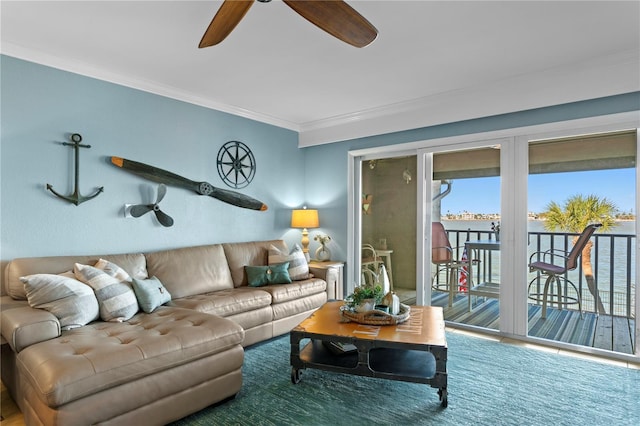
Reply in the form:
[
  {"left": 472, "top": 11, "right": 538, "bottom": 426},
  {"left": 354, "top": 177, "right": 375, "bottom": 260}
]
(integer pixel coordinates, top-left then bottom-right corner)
[{"left": 340, "top": 303, "right": 411, "bottom": 325}]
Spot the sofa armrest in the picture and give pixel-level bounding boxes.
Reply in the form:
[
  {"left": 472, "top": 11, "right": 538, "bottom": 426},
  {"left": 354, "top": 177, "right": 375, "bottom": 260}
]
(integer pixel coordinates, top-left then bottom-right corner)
[
  {"left": 308, "top": 266, "right": 328, "bottom": 281},
  {"left": 1, "top": 306, "right": 61, "bottom": 353},
  {"left": 309, "top": 263, "right": 343, "bottom": 300}
]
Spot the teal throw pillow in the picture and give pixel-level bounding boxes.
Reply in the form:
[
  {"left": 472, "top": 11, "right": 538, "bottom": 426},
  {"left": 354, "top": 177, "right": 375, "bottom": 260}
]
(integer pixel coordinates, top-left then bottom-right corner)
[
  {"left": 131, "top": 276, "right": 172, "bottom": 313},
  {"left": 245, "top": 262, "right": 291, "bottom": 287}
]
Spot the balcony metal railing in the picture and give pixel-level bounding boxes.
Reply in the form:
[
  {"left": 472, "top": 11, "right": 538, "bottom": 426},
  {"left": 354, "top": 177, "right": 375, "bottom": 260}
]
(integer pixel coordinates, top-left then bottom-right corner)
[{"left": 440, "top": 228, "right": 636, "bottom": 319}]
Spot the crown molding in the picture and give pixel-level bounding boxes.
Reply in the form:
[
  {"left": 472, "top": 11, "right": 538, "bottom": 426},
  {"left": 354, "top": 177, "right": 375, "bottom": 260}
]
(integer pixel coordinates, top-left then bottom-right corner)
[
  {"left": 0, "top": 42, "right": 301, "bottom": 132},
  {"left": 297, "top": 49, "right": 640, "bottom": 147},
  {"left": 3, "top": 42, "right": 637, "bottom": 148}
]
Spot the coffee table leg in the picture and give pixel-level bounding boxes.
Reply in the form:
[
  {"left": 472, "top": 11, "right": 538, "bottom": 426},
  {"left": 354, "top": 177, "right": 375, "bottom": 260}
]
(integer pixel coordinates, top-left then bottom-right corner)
[
  {"left": 291, "top": 367, "right": 302, "bottom": 384},
  {"left": 430, "top": 345, "right": 448, "bottom": 408},
  {"left": 290, "top": 332, "right": 303, "bottom": 384},
  {"left": 438, "top": 387, "right": 448, "bottom": 407}
]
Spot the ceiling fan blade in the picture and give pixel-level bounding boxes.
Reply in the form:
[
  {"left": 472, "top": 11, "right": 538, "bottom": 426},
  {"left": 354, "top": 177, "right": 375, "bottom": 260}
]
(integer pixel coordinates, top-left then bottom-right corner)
[
  {"left": 154, "top": 208, "right": 175, "bottom": 227},
  {"left": 283, "top": 0, "right": 377, "bottom": 48},
  {"left": 199, "top": 0, "right": 254, "bottom": 48},
  {"left": 111, "top": 157, "right": 268, "bottom": 211},
  {"left": 130, "top": 204, "right": 153, "bottom": 218},
  {"left": 156, "top": 183, "right": 167, "bottom": 204}
]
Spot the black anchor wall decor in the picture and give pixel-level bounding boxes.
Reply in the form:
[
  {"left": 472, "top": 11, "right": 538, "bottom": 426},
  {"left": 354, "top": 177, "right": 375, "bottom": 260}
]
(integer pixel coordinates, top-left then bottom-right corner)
[{"left": 46, "top": 133, "right": 104, "bottom": 206}]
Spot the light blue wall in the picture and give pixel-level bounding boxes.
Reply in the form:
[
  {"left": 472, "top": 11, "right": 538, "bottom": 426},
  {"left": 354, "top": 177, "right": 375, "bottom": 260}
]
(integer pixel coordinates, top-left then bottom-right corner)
[
  {"left": 0, "top": 55, "right": 304, "bottom": 263},
  {"left": 2, "top": 55, "right": 638, "bottom": 273}
]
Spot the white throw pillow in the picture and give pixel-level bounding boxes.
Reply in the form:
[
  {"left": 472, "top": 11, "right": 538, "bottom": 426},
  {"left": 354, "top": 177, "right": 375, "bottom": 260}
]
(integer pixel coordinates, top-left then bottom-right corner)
[{"left": 21, "top": 272, "right": 99, "bottom": 330}]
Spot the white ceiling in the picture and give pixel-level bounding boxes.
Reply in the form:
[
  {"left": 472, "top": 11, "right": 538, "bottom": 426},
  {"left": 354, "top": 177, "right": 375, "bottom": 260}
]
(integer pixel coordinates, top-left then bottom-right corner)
[{"left": 2, "top": 1, "right": 639, "bottom": 146}]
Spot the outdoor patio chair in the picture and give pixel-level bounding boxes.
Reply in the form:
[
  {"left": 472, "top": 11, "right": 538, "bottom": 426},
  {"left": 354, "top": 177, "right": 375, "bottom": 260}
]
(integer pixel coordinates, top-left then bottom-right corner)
[
  {"left": 431, "top": 222, "right": 476, "bottom": 307},
  {"left": 527, "top": 223, "right": 602, "bottom": 319}
]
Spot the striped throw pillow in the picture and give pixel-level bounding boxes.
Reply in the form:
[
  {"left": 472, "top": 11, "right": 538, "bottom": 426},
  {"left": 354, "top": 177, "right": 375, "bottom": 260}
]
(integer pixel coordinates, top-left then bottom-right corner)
[
  {"left": 74, "top": 263, "right": 139, "bottom": 322},
  {"left": 268, "top": 244, "right": 310, "bottom": 281},
  {"left": 21, "top": 272, "right": 99, "bottom": 330},
  {"left": 94, "top": 258, "right": 132, "bottom": 282}
]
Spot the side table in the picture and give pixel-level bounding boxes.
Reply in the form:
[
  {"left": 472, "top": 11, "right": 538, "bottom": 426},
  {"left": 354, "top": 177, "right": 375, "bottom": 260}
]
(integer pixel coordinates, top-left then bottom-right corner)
[{"left": 308, "top": 261, "right": 345, "bottom": 300}]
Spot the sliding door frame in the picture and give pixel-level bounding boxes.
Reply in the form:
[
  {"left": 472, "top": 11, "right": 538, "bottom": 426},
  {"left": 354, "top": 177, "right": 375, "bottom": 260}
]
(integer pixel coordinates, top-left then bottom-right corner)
[{"left": 417, "top": 137, "right": 511, "bottom": 313}]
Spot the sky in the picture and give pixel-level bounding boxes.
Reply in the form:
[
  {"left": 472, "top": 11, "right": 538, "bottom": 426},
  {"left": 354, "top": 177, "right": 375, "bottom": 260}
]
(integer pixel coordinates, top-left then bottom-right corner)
[{"left": 440, "top": 168, "right": 636, "bottom": 215}]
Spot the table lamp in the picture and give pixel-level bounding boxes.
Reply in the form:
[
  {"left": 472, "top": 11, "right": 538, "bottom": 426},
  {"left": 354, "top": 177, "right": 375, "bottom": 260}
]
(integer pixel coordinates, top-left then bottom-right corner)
[{"left": 291, "top": 208, "right": 319, "bottom": 262}]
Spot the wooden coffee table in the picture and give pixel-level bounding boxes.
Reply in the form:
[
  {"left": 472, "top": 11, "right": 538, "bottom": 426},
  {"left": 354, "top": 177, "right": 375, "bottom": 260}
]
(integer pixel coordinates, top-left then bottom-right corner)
[{"left": 290, "top": 301, "right": 448, "bottom": 407}]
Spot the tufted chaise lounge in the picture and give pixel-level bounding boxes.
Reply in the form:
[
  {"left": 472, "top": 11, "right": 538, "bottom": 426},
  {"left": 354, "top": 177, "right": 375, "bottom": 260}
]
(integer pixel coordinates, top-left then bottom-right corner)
[{"left": 13, "top": 308, "right": 244, "bottom": 425}]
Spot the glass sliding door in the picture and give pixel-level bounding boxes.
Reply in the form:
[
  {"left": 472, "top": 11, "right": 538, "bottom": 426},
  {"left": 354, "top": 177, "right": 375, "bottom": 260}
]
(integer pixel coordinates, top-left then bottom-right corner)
[
  {"left": 360, "top": 155, "right": 417, "bottom": 304},
  {"left": 427, "top": 144, "right": 502, "bottom": 331},
  {"left": 349, "top": 116, "right": 638, "bottom": 360},
  {"left": 526, "top": 130, "right": 637, "bottom": 355}
]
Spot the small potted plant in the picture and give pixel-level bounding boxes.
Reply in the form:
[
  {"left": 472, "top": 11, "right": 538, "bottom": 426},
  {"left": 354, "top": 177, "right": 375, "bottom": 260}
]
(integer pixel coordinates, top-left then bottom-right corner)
[{"left": 345, "top": 284, "right": 384, "bottom": 312}]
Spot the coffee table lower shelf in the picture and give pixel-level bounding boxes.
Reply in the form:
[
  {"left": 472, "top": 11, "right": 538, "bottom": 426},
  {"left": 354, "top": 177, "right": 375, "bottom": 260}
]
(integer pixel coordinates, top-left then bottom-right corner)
[{"left": 290, "top": 338, "right": 447, "bottom": 407}]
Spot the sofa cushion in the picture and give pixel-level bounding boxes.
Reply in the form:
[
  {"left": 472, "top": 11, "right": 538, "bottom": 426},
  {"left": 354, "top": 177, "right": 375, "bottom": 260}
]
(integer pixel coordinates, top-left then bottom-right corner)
[
  {"left": 245, "top": 262, "right": 291, "bottom": 287},
  {"left": 145, "top": 244, "right": 234, "bottom": 298},
  {"left": 20, "top": 272, "right": 99, "bottom": 330},
  {"left": 271, "top": 292, "right": 328, "bottom": 321},
  {"left": 169, "top": 287, "right": 272, "bottom": 317},
  {"left": 5, "top": 253, "right": 147, "bottom": 300},
  {"left": 258, "top": 277, "right": 327, "bottom": 304},
  {"left": 16, "top": 307, "right": 244, "bottom": 408},
  {"left": 223, "top": 306, "right": 274, "bottom": 332},
  {"left": 223, "top": 240, "right": 288, "bottom": 287},
  {"left": 74, "top": 264, "right": 139, "bottom": 322},
  {"left": 268, "top": 243, "right": 311, "bottom": 280}
]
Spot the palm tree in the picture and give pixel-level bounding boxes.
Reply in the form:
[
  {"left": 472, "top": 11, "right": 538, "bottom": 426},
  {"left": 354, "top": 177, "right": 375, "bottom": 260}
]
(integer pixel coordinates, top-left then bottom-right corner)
[{"left": 543, "top": 194, "right": 617, "bottom": 314}]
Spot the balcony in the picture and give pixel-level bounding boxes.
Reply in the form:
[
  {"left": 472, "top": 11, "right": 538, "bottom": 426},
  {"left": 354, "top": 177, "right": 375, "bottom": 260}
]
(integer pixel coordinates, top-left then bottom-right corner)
[{"left": 431, "top": 227, "right": 636, "bottom": 355}]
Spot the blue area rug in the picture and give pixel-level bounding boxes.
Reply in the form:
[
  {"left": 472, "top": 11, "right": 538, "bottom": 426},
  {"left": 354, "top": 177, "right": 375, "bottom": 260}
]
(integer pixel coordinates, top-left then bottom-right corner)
[{"left": 171, "top": 332, "right": 639, "bottom": 425}]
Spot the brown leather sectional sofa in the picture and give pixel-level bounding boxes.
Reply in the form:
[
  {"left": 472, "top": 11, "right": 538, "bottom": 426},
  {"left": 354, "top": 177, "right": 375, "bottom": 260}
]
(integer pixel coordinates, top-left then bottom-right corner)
[{"left": 0, "top": 239, "right": 333, "bottom": 425}]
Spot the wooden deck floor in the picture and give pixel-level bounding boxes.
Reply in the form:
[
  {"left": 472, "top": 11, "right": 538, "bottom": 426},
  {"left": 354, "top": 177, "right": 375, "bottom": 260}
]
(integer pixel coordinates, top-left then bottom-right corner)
[{"left": 425, "top": 291, "right": 636, "bottom": 354}]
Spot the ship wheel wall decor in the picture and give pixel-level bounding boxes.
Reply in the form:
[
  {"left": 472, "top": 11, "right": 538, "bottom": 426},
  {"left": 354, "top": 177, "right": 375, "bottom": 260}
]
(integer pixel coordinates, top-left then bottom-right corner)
[{"left": 217, "top": 141, "right": 256, "bottom": 189}]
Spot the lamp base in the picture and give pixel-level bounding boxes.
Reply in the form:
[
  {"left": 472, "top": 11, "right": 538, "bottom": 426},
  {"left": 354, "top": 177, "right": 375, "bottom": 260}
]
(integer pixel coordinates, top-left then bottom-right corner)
[{"left": 301, "top": 228, "right": 311, "bottom": 263}]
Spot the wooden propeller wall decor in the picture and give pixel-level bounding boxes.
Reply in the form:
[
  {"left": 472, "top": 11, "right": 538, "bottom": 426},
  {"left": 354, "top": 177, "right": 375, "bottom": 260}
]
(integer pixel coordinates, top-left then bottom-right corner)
[
  {"left": 199, "top": 0, "right": 378, "bottom": 48},
  {"left": 110, "top": 157, "right": 268, "bottom": 211}
]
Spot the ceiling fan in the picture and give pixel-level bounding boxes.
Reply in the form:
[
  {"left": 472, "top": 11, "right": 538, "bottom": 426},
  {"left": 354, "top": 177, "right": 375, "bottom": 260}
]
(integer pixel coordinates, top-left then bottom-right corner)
[{"left": 199, "top": 0, "right": 378, "bottom": 48}]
